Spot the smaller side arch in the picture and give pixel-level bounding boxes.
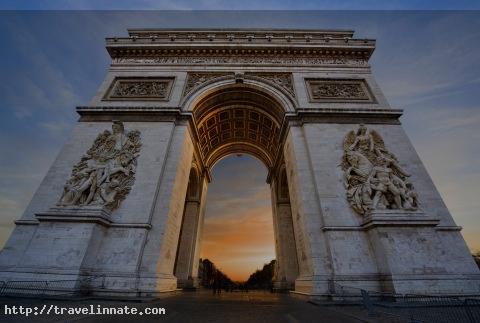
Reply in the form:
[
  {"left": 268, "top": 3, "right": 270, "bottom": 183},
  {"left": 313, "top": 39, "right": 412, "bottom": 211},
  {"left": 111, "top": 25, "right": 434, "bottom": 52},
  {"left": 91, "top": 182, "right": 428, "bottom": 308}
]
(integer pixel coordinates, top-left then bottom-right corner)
[
  {"left": 277, "top": 165, "right": 291, "bottom": 202},
  {"left": 174, "top": 160, "right": 207, "bottom": 289},
  {"left": 271, "top": 163, "right": 299, "bottom": 290},
  {"left": 186, "top": 163, "right": 201, "bottom": 201}
]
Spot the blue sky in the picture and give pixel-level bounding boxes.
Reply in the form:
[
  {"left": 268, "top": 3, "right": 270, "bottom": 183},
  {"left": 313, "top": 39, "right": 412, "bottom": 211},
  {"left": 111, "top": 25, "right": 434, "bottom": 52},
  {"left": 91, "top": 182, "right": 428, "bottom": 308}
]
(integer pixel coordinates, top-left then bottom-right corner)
[
  {"left": 0, "top": 10, "right": 479, "bottom": 278},
  {"left": 1, "top": 1, "right": 480, "bottom": 10},
  {"left": 200, "top": 155, "right": 274, "bottom": 280}
]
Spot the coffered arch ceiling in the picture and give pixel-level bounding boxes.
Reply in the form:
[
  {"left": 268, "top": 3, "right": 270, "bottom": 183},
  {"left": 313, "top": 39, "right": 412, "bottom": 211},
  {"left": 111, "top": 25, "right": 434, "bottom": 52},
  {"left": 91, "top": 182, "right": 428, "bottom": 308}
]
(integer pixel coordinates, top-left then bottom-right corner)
[{"left": 193, "top": 86, "right": 286, "bottom": 171}]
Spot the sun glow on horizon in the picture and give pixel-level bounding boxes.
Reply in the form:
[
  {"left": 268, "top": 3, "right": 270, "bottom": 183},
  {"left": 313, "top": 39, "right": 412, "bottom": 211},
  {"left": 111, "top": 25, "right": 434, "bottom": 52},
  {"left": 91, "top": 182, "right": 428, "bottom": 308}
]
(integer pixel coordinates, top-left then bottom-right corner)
[{"left": 199, "top": 155, "right": 276, "bottom": 281}]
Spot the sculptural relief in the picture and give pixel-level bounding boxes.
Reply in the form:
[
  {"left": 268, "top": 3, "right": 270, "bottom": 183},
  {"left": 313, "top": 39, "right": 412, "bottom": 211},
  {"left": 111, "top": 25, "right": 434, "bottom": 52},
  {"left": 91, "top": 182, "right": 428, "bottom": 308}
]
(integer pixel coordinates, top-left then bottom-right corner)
[
  {"left": 113, "top": 81, "right": 167, "bottom": 97},
  {"left": 341, "top": 125, "right": 418, "bottom": 215},
  {"left": 104, "top": 78, "right": 174, "bottom": 100},
  {"left": 183, "top": 72, "right": 233, "bottom": 97},
  {"left": 312, "top": 83, "right": 366, "bottom": 100},
  {"left": 306, "top": 79, "right": 374, "bottom": 102},
  {"left": 247, "top": 73, "right": 296, "bottom": 97},
  {"left": 113, "top": 56, "right": 368, "bottom": 67},
  {"left": 58, "top": 121, "right": 141, "bottom": 211}
]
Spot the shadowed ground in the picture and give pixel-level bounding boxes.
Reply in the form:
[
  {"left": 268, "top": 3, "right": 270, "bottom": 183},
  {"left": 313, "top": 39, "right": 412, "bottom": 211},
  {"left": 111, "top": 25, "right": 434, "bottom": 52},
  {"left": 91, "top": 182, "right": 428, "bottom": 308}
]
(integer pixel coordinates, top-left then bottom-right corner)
[{"left": 0, "top": 290, "right": 373, "bottom": 323}]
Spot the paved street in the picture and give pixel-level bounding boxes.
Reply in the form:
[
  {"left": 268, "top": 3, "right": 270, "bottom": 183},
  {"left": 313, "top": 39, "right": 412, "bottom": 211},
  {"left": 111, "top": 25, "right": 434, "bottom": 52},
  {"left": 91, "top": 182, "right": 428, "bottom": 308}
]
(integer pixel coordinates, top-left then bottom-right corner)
[
  {"left": 0, "top": 290, "right": 370, "bottom": 323},
  {"left": 150, "top": 290, "right": 366, "bottom": 323}
]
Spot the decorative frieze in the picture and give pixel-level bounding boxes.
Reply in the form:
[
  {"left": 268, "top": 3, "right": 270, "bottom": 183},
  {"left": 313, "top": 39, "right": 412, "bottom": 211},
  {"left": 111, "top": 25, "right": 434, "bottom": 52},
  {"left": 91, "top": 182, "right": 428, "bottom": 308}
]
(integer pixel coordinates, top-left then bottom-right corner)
[
  {"left": 341, "top": 125, "right": 418, "bottom": 215},
  {"left": 182, "top": 72, "right": 296, "bottom": 98},
  {"left": 112, "top": 56, "right": 368, "bottom": 67},
  {"left": 57, "top": 121, "right": 141, "bottom": 211},
  {"left": 183, "top": 72, "right": 233, "bottom": 97},
  {"left": 246, "top": 72, "right": 295, "bottom": 97},
  {"left": 306, "top": 79, "right": 375, "bottom": 103},
  {"left": 104, "top": 77, "right": 174, "bottom": 100}
]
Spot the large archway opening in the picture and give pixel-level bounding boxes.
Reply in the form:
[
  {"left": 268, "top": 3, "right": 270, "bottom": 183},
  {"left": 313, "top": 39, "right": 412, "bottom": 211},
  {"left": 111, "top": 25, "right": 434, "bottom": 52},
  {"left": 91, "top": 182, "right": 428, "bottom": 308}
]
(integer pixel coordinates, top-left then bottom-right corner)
[
  {"left": 193, "top": 85, "right": 285, "bottom": 172},
  {"left": 200, "top": 154, "right": 275, "bottom": 283},
  {"left": 174, "top": 82, "right": 299, "bottom": 290}
]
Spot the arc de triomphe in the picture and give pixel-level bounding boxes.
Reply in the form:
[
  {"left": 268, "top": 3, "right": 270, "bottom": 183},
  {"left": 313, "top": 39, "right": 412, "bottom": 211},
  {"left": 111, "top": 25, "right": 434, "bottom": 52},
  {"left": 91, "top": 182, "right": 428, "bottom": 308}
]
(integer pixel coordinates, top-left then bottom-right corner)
[{"left": 1, "top": 29, "right": 479, "bottom": 297}]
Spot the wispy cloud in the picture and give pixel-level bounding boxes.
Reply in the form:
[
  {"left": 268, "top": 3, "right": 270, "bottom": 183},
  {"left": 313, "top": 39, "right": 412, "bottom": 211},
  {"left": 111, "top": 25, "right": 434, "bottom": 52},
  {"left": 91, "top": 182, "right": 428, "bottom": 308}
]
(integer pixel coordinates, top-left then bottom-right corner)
[
  {"left": 201, "top": 204, "right": 275, "bottom": 281},
  {"left": 200, "top": 155, "right": 275, "bottom": 280},
  {"left": 1, "top": 17, "right": 83, "bottom": 120}
]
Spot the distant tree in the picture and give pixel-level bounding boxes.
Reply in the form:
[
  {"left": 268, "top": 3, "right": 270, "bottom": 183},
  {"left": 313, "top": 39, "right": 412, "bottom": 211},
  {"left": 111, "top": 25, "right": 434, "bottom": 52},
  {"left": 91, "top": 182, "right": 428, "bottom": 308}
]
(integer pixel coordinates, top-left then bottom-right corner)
[
  {"left": 245, "top": 259, "right": 276, "bottom": 290},
  {"left": 198, "top": 258, "right": 235, "bottom": 289}
]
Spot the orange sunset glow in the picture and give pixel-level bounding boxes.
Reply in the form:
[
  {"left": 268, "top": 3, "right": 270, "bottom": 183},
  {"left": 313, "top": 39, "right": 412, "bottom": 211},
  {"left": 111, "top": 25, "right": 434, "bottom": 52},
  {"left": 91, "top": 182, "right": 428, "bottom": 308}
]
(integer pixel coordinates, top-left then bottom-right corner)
[{"left": 200, "top": 155, "right": 275, "bottom": 282}]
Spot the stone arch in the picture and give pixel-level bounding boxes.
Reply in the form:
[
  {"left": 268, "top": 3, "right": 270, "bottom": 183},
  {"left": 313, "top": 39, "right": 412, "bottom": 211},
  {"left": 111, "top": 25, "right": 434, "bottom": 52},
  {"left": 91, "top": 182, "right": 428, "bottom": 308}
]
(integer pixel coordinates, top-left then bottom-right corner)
[
  {"left": 2, "top": 28, "right": 477, "bottom": 299},
  {"left": 270, "top": 163, "right": 299, "bottom": 290},
  {"left": 278, "top": 165, "right": 290, "bottom": 202},
  {"left": 184, "top": 79, "right": 295, "bottom": 177},
  {"left": 182, "top": 75, "right": 297, "bottom": 115},
  {"left": 206, "top": 142, "right": 273, "bottom": 171},
  {"left": 174, "top": 161, "right": 206, "bottom": 288},
  {"left": 173, "top": 81, "right": 301, "bottom": 290},
  {"left": 186, "top": 163, "right": 201, "bottom": 201}
]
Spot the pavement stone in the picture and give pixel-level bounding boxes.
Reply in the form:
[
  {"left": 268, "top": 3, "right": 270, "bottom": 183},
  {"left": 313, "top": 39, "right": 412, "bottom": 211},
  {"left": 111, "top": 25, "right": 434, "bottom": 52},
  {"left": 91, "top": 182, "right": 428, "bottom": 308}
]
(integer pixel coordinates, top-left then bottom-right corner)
[{"left": 0, "top": 291, "right": 369, "bottom": 323}]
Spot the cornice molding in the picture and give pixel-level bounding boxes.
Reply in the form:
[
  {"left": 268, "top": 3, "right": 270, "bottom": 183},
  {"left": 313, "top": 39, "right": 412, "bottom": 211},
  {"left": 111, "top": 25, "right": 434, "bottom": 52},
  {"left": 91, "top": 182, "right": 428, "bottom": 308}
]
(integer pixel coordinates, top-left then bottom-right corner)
[
  {"left": 111, "top": 54, "right": 370, "bottom": 68},
  {"left": 76, "top": 106, "right": 402, "bottom": 124},
  {"left": 76, "top": 106, "right": 186, "bottom": 122},
  {"left": 127, "top": 28, "right": 356, "bottom": 38},
  {"left": 106, "top": 29, "right": 375, "bottom": 64},
  {"left": 112, "top": 29, "right": 373, "bottom": 49},
  {"left": 289, "top": 108, "right": 403, "bottom": 125}
]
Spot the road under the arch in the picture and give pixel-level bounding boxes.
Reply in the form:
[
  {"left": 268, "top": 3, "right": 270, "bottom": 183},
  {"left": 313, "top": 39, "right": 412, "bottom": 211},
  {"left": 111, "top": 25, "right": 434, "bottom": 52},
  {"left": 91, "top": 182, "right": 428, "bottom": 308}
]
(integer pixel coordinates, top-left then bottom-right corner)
[{"left": 0, "top": 291, "right": 370, "bottom": 323}]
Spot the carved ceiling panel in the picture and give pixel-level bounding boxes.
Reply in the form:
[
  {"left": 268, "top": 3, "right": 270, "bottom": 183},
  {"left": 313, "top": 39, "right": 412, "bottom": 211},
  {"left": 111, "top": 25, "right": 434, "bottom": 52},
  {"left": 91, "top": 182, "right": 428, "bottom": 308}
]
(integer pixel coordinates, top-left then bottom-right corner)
[
  {"left": 196, "top": 106, "right": 280, "bottom": 168},
  {"left": 193, "top": 87, "right": 285, "bottom": 122},
  {"left": 192, "top": 85, "right": 286, "bottom": 170}
]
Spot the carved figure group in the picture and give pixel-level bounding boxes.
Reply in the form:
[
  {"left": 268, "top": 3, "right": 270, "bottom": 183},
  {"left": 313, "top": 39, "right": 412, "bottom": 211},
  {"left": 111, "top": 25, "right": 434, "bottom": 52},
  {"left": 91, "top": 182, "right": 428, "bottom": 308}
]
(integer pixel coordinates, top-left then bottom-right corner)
[
  {"left": 58, "top": 121, "right": 141, "bottom": 211},
  {"left": 113, "top": 56, "right": 367, "bottom": 67},
  {"left": 184, "top": 73, "right": 229, "bottom": 97},
  {"left": 312, "top": 83, "right": 366, "bottom": 99},
  {"left": 341, "top": 125, "right": 418, "bottom": 215},
  {"left": 113, "top": 81, "right": 167, "bottom": 97}
]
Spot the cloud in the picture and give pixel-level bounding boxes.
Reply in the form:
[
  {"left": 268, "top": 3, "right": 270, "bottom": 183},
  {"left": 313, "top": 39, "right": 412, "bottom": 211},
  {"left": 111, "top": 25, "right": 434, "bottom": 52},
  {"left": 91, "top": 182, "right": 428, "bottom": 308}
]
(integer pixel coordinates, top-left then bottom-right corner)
[
  {"left": 0, "top": 16, "right": 83, "bottom": 120},
  {"left": 398, "top": 103, "right": 480, "bottom": 253},
  {"left": 39, "top": 121, "right": 74, "bottom": 136},
  {"left": 200, "top": 205, "right": 275, "bottom": 281},
  {"left": 205, "top": 155, "right": 271, "bottom": 220},
  {"left": 0, "top": 131, "right": 63, "bottom": 231},
  {"left": 369, "top": 13, "right": 480, "bottom": 108},
  {"left": 0, "top": 226, "right": 15, "bottom": 251},
  {"left": 199, "top": 155, "right": 276, "bottom": 281}
]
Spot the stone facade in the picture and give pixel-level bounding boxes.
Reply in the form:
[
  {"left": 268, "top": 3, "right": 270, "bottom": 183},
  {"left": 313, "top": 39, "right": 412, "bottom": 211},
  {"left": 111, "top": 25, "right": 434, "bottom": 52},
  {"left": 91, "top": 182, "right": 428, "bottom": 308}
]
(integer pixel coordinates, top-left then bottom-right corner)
[{"left": 0, "top": 29, "right": 479, "bottom": 297}]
